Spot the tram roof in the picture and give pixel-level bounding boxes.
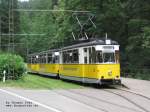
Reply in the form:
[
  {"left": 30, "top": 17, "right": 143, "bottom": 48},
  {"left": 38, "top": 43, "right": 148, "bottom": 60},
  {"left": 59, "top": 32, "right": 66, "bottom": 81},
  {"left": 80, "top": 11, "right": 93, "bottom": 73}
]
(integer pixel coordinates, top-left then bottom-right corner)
[
  {"left": 28, "top": 48, "right": 59, "bottom": 56},
  {"left": 28, "top": 38, "right": 118, "bottom": 56},
  {"left": 61, "top": 38, "right": 118, "bottom": 50}
]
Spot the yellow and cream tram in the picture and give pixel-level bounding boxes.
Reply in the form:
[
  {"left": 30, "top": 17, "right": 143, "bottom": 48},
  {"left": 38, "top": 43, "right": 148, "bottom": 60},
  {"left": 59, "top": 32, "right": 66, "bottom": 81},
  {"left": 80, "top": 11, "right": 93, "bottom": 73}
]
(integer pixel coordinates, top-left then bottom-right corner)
[{"left": 28, "top": 38, "right": 121, "bottom": 85}]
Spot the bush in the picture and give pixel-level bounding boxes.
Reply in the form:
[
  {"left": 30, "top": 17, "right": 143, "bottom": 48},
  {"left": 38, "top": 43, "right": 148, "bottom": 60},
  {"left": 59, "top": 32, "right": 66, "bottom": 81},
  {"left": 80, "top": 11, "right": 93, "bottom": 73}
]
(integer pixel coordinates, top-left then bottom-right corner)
[{"left": 0, "top": 53, "right": 26, "bottom": 81}]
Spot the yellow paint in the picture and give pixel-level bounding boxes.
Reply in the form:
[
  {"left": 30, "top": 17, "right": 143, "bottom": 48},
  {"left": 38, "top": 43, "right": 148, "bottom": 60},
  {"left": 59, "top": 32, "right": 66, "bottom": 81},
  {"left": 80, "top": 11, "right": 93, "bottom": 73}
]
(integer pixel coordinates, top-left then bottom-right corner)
[
  {"left": 28, "top": 64, "right": 40, "bottom": 72},
  {"left": 83, "top": 64, "right": 120, "bottom": 79},
  {"left": 41, "top": 64, "right": 59, "bottom": 74},
  {"left": 28, "top": 63, "right": 120, "bottom": 80},
  {"left": 59, "top": 64, "right": 120, "bottom": 79},
  {"left": 59, "top": 64, "right": 84, "bottom": 77},
  {"left": 28, "top": 64, "right": 59, "bottom": 74}
]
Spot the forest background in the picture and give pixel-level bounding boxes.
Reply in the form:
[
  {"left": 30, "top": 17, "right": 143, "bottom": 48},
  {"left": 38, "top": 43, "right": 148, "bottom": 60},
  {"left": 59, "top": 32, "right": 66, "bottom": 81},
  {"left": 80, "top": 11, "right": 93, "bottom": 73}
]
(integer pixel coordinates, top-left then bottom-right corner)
[{"left": 0, "top": 0, "right": 150, "bottom": 79}]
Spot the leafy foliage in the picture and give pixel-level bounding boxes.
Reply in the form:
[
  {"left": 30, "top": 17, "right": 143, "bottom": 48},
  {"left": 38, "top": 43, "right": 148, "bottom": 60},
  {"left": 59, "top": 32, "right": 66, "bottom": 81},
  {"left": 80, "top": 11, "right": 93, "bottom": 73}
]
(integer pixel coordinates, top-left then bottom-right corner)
[
  {"left": 2, "top": 0, "right": 149, "bottom": 78},
  {"left": 0, "top": 54, "right": 26, "bottom": 81},
  {"left": 0, "top": 0, "right": 20, "bottom": 45}
]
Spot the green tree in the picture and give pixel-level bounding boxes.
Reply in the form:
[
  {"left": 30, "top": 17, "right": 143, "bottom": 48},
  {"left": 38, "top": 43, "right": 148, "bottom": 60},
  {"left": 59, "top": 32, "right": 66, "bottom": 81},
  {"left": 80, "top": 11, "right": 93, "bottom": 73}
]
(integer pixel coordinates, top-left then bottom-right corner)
[
  {"left": 19, "top": 0, "right": 150, "bottom": 78},
  {"left": 0, "top": 0, "right": 20, "bottom": 51}
]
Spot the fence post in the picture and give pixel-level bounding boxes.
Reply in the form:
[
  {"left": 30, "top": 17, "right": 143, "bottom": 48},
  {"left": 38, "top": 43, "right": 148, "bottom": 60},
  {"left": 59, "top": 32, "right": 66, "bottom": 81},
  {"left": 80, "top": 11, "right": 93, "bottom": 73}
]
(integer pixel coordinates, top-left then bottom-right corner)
[{"left": 3, "top": 70, "right": 6, "bottom": 83}]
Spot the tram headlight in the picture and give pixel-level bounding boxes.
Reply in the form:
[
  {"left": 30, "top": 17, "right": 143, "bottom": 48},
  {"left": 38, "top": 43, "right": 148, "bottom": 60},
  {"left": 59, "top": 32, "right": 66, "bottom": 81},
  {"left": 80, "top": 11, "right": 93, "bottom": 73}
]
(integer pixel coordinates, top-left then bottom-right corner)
[
  {"left": 115, "top": 75, "right": 119, "bottom": 79},
  {"left": 101, "top": 76, "right": 104, "bottom": 79}
]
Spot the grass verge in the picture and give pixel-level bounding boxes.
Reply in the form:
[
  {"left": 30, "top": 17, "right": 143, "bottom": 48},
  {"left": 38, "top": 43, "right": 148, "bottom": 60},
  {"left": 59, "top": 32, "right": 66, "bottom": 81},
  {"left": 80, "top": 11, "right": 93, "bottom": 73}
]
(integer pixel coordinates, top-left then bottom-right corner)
[{"left": 0, "top": 74, "right": 83, "bottom": 89}]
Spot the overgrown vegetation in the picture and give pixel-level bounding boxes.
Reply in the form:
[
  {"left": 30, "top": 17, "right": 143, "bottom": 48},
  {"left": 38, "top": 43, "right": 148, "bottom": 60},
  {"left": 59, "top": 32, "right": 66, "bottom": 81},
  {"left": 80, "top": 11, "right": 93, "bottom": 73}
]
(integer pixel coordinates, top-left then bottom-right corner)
[
  {"left": 122, "top": 67, "right": 150, "bottom": 80},
  {"left": 0, "top": 0, "right": 150, "bottom": 80},
  {"left": 0, "top": 74, "right": 83, "bottom": 89},
  {"left": 0, "top": 53, "right": 26, "bottom": 81},
  {"left": 0, "top": 0, "right": 20, "bottom": 53}
]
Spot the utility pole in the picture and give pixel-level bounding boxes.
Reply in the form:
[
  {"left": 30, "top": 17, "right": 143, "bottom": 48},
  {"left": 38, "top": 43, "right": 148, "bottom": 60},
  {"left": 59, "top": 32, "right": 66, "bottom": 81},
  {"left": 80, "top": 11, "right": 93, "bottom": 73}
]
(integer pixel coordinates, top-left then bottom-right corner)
[{"left": 8, "top": 0, "right": 14, "bottom": 53}]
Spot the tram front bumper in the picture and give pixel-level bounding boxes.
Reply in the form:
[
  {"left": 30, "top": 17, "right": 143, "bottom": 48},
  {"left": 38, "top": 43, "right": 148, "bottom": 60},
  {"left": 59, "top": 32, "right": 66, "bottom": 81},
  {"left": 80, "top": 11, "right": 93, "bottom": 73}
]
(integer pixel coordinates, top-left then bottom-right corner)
[{"left": 100, "top": 79, "right": 121, "bottom": 85}]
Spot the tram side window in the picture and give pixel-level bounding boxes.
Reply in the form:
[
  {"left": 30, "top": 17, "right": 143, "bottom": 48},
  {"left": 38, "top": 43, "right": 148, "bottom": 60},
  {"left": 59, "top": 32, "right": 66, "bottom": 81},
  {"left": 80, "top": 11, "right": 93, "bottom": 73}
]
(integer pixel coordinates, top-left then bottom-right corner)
[
  {"left": 38, "top": 56, "right": 41, "bottom": 63},
  {"left": 62, "top": 51, "right": 67, "bottom": 63},
  {"left": 41, "top": 55, "right": 43, "bottom": 63},
  {"left": 48, "top": 53, "right": 52, "bottom": 63},
  {"left": 89, "top": 47, "right": 96, "bottom": 63},
  {"left": 62, "top": 51, "right": 69, "bottom": 63},
  {"left": 32, "top": 56, "right": 35, "bottom": 64},
  {"left": 33, "top": 55, "right": 39, "bottom": 64},
  {"left": 39, "top": 54, "right": 46, "bottom": 63},
  {"left": 96, "top": 51, "right": 103, "bottom": 63},
  {"left": 62, "top": 49, "right": 79, "bottom": 64},
  {"left": 64, "top": 51, "right": 72, "bottom": 63},
  {"left": 72, "top": 49, "right": 79, "bottom": 63},
  {"left": 63, "top": 51, "right": 70, "bottom": 63},
  {"left": 52, "top": 54, "right": 56, "bottom": 63},
  {"left": 40, "top": 55, "right": 43, "bottom": 63},
  {"left": 89, "top": 47, "right": 103, "bottom": 63},
  {"left": 49, "top": 53, "right": 59, "bottom": 64},
  {"left": 84, "top": 48, "right": 88, "bottom": 64},
  {"left": 42, "top": 54, "right": 47, "bottom": 63},
  {"left": 34, "top": 56, "right": 38, "bottom": 64},
  {"left": 54, "top": 56, "right": 59, "bottom": 63}
]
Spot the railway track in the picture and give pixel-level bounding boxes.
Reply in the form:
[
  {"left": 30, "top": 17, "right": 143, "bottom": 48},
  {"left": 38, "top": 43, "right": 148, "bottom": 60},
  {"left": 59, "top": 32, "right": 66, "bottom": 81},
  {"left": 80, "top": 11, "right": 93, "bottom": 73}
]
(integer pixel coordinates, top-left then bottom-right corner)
[
  {"left": 116, "top": 88, "right": 150, "bottom": 101},
  {"left": 25, "top": 77, "right": 150, "bottom": 112},
  {"left": 103, "top": 88, "right": 150, "bottom": 112},
  {"left": 60, "top": 83, "right": 150, "bottom": 112},
  {"left": 52, "top": 90, "right": 109, "bottom": 112},
  {"left": 31, "top": 81, "right": 108, "bottom": 112},
  {"left": 55, "top": 90, "right": 149, "bottom": 112},
  {"left": 65, "top": 89, "right": 143, "bottom": 112},
  {"left": 45, "top": 84, "right": 148, "bottom": 112}
]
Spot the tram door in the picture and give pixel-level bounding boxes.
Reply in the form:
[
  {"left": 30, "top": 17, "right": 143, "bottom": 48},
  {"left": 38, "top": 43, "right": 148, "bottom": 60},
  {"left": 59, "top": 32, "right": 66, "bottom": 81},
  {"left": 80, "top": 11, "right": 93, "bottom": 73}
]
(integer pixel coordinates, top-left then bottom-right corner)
[
  {"left": 80, "top": 47, "right": 89, "bottom": 83},
  {"left": 83, "top": 48, "right": 89, "bottom": 64}
]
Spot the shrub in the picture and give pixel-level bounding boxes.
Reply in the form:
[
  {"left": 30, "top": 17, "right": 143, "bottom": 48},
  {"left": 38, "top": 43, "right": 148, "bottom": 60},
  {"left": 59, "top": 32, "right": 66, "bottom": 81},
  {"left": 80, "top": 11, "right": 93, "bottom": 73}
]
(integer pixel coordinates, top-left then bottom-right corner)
[{"left": 0, "top": 53, "right": 26, "bottom": 81}]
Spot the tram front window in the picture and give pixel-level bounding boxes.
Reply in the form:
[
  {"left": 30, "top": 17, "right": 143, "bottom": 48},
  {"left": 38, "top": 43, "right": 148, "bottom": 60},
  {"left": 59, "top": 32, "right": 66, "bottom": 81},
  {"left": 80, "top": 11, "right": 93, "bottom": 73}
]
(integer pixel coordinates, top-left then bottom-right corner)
[
  {"left": 89, "top": 47, "right": 116, "bottom": 64},
  {"left": 103, "top": 53, "right": 115, "bottom": 63}
]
